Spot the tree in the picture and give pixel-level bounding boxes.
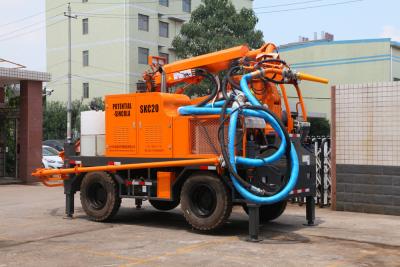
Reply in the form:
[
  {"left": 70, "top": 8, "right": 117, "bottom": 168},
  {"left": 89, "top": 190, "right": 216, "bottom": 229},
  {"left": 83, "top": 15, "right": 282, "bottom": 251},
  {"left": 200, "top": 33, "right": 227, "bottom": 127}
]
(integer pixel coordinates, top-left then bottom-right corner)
[
  {"left": 43, "top": 101, "right": 67, "bottom": 140},
  {"left": 43, "top": 98, "right": 104, "bottom": 141},
  {"left": 309, "top": 117, "right": 330, "bottom": 137},
  {"left": 172, "top": 0, "right": 264, "bottom": 58}
]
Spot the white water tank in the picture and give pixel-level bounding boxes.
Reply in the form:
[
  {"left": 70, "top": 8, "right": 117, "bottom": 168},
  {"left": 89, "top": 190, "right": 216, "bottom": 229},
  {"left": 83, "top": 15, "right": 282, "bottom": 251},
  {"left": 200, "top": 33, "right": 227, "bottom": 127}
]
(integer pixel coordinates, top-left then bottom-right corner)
[{"left": 80, "top": 111, "right": 105, "bottom": 156}]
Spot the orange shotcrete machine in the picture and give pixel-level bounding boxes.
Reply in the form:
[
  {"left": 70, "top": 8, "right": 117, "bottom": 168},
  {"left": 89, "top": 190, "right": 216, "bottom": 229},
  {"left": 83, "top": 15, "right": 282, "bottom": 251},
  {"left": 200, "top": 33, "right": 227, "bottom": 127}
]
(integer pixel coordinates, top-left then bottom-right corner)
[{"left": 33, "top": 43, "right": 328, "bottom": 240}]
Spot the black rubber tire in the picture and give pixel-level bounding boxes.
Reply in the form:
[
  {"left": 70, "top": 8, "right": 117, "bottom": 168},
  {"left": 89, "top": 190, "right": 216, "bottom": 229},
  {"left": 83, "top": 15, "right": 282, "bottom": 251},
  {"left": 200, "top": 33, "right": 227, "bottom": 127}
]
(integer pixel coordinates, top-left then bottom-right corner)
[
  {"left": 80, "top": 172, "right": 121, "bottom": 222},
  {"left": 180, "top": 172, "right": 232, "bottom": 231},
  {"left": 149, "top": 199, "right": 180, "bottom": 211},
  {"left": 243, "top": 200, "right": 287, "bottom": 222}
]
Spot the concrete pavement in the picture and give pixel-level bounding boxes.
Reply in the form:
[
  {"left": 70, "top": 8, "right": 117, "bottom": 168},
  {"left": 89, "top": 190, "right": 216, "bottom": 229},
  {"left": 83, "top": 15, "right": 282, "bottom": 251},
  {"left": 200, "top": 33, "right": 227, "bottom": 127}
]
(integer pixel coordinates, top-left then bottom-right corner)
[{"left": 0, "top": 184, "right": 399, "bottom": 266}]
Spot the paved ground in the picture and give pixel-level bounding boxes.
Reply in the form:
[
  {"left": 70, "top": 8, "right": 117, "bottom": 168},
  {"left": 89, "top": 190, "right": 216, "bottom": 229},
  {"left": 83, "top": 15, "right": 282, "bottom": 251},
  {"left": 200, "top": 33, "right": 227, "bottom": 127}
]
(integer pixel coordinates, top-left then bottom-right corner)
[{"left": 0, "top": 184, "right": 399, "bottom": 267}]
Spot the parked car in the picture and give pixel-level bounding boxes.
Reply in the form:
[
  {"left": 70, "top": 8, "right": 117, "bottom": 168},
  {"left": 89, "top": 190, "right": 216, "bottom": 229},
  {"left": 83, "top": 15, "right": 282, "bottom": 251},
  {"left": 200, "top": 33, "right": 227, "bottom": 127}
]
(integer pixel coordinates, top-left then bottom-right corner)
[
  {"left": 42, "top": 145, "right": 63, "bottom": 169},
  {"left": 43, "top": 140, "right": 64, "bottom": 152}
]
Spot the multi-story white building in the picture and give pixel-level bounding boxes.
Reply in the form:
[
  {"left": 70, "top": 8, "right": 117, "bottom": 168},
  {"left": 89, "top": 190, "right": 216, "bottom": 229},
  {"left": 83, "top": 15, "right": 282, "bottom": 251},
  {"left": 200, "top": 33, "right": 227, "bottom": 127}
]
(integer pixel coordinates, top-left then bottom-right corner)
[{"left": 46, "top": 0, "right": 253, "bottom": 102}]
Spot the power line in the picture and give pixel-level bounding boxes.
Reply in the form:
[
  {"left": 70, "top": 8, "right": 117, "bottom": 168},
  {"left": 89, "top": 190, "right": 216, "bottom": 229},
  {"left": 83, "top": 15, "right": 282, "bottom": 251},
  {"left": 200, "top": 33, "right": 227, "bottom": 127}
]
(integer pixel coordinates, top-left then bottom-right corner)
[
  {"left": 0, "top": 3, "right": 65, "bottom": 28},
  {"left": 73, "top": 0, "right": 363, "bottom": 20},
  {"left": 0, "top": 19, "right": 66, "bottom": 42},
  {"left": 47, "top": 60, "right": 69, "bottom": 70},
  {"left": 72, "top": 0, "right": 328, "bottom": 10},
  {"left": 0, "top": 0, "right": 364, "bottom": 41},
  {"left": 256, "top": 0, "right": 327, "bottom": 9},
  {"left": 73, "top": 74, "right": 138, "bottom": 87},
  {"left": 71, "top": 60, "right": 128, "bottom": 75},
  {"left": 70, "top": 0, "right": 188, "bottom": 5},
  {"left": 47, "top": 74, "right": 68, "bottom": 84},
  {"left": 0, "top": 13, "right": 64, "bottom": 39},
  {"left": 257, "top": 0, "right": 364, "bottom": 14}
]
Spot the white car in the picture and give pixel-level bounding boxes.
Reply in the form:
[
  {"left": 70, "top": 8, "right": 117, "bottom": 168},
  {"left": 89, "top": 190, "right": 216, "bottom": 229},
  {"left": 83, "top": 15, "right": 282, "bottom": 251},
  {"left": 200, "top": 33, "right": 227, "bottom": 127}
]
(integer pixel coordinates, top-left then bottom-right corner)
[{"left": 42, "top": 145, "right": 64, "bottom": 169}]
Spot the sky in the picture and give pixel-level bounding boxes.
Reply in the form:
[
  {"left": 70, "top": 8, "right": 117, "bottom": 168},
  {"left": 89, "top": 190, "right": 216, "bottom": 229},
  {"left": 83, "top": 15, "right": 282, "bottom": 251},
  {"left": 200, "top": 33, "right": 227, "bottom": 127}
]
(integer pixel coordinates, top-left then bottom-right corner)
[{"left": 0, "top": 0, "right": 399, "bottom": 71}]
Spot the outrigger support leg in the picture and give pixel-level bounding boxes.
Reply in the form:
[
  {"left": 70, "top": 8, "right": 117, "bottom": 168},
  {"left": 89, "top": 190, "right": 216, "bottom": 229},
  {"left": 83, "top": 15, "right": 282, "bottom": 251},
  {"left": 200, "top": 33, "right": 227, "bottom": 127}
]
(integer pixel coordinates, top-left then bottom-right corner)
[
  {"left": 135, "top": 199, "right": 142, "bottom": 209},
  {"left": 247, "top": 203, "right": 262, "bottom": 242},
  {"left": 64, "top": 177, "right": 75, "bottom": 219},
  {"left": 304, "top": 196, "right": 316, "bottom": 226}
]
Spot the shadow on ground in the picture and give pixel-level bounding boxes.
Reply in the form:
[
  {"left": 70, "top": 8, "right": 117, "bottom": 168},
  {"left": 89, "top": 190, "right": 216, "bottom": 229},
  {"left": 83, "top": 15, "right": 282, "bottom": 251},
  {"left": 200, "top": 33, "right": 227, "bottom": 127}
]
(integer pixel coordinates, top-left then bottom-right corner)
[{"left": 62, "top": 205, "right": 325, "bottom": 244}]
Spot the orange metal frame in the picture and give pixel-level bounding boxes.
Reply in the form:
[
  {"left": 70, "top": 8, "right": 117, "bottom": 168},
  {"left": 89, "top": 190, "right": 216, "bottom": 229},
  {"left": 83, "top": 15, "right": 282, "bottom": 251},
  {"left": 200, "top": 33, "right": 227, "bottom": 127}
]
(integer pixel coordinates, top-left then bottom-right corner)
[{"left": 33, "top": 43, "right": 328, "bottom": 186}]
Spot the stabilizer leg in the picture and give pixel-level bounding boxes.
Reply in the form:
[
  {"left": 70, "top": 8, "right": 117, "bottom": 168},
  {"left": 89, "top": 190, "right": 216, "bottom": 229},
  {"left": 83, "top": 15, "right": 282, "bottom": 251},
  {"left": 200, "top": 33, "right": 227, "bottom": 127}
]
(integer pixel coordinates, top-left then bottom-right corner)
[
  {"left": 304, "top": 196, "right": 316, "bottom": 226},
  {"left": 65, "top": 192, "right": 75, "bottom": 219},
  {"left": 135, "top": 198, "right": 143, "bottom": 210},
  {"left": 247, "top": 203, "right": 262, "bottom": 242},
  {"left": 64, "top": 178, "right": 75, "bottom": 219}
]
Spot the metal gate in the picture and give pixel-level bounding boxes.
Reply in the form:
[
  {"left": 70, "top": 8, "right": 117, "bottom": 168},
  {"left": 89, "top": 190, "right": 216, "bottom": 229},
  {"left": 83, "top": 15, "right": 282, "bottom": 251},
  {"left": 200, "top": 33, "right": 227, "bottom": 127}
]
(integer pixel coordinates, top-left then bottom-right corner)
[
  {"left": 0, "top": 116, "right": 18, "bottom": 179},
  {"left": 313, "top": 137, "right": 331, "bottom": 207},
  {"left": 290, "top": 137, "right": 332, "bottom": 207}
]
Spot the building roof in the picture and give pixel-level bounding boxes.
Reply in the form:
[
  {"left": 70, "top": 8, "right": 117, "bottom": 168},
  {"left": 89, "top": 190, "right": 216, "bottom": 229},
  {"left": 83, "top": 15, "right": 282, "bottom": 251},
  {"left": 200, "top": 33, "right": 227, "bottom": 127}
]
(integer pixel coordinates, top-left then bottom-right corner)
[
  {"left": 0, "top": 67, "right": 51, "bottom": 84},
  {"left": 391, "top": 41, "right": 400, "bottom": 49},
  {"left": 279, "top": 38, "right": 395, "bottom": 52}
]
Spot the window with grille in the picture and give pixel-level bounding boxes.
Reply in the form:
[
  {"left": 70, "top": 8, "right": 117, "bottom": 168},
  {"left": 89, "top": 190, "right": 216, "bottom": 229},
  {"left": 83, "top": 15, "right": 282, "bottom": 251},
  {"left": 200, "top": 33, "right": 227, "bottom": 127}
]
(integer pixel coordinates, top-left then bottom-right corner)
[
  {"left": 182, "top": 0, "right": 191, "bottom": 12},
  {"left": 159, "top": 52, "right": 169, "bottom": 63},
  {"left": 83, "top": 83, "right": 89, "bottom": 98},
  {"left": 82, "top": 18, "right": 88, "bottom": 34},
  {"left": 159, "top": 0, "right": 168, "bottom": 7},
  {"left": 138, "top": 14, "right": 149, "bottom": 31},
  {"left": 138, "top": 47, "right": 149, "bottom": 64},
  {"left": 159, "top": 21, "right": 169, "bottom": 38},
  {"left": 82, "top": 50, "right": 89, "bottom": 66}
]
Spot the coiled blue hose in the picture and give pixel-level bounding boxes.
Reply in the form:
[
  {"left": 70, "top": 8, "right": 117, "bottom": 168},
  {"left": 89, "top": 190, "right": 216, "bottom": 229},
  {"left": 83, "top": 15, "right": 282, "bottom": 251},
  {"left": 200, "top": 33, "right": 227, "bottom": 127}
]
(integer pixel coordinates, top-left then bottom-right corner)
[{"left": 178, "top": 73, "right": 299, "bottom": 204}]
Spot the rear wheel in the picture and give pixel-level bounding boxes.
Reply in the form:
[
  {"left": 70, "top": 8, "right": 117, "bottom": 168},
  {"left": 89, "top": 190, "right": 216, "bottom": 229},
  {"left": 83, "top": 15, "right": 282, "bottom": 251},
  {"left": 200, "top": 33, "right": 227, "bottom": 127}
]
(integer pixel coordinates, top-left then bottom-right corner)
[
  {"left": 80, "top": 172, "right": 121, "bottom": 222},
  {"left": 180, "top": 172, "right": 232, "bottom": 231},
  {"left": 243, "top": 201, "right": 287, "bottom": 223},
  {"left": 149, "top": 199, "right": 180, "bottom": 211}
]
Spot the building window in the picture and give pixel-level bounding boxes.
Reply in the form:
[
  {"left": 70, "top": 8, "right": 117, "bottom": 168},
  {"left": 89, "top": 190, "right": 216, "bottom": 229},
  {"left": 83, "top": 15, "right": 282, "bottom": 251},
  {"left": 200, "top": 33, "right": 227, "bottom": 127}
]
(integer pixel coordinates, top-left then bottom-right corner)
[
  {"left": 82, "top": 50, "right": 89, "bottom": 66},
  {"left": 159, "top": 52, "right": 169, "bottom": 63},
  {"left": 138, "top": 47, "right": 149, "bottom": 65},
  {"left": 82, "top": 0, "right": 88, "bottom": 2},
  {"left": 182, "top": 0, "right": 191, "bottom": 12},
  {"left": 159, "top": 21, "right": 169, "bottom": 38},
  {"left": 82, "top": 18, "right": 88, "bottom": 35},
  {"left": 138, "top": 14, "right": 149, "bottom": 31},
  {"left": 83, "top": 83, "right": 89, "bottom": 98},
  {"left": 394, "top": 77, "right": 400, "bottom": 81},
  {"left": 159, "top": 0, "right": 168, "bottom": 6}
]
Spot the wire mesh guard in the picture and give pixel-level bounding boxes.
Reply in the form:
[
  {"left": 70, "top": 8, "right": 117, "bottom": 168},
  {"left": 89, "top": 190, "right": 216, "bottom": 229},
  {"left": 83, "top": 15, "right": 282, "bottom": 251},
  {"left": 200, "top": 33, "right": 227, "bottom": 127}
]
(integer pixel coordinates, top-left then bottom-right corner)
[{"left": 190, "top": 118, "right": 227, "bottom": 155}]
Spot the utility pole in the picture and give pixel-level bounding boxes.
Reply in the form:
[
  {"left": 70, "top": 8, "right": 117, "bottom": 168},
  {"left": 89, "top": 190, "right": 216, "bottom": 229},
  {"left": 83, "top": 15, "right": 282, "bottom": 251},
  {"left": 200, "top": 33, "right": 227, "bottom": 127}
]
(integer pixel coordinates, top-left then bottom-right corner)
[{"left": 64, "top": 3, "right": 77, "bottom": 144}]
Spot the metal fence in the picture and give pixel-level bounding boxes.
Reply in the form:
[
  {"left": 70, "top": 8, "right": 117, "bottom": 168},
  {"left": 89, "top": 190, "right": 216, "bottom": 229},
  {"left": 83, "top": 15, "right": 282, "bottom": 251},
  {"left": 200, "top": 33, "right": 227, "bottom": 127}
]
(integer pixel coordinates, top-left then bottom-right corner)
[
  {"left": 290, "top": 137, "right": 332, "bottom": 207},
  {"left": 313, "top": 137, "right": 331, "bottom": 207}
]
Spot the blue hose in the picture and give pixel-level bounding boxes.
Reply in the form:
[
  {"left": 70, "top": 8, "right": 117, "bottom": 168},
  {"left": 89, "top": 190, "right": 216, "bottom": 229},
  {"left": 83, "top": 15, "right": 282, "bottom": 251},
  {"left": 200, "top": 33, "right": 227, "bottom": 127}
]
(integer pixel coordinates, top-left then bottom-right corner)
[{"left": 178, "top": 73, "right": 299, "bottom": 204}]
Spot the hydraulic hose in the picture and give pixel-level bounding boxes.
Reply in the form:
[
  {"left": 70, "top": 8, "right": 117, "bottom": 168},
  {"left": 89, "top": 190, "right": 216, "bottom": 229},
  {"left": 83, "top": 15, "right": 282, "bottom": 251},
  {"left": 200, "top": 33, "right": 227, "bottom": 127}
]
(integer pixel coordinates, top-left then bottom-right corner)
[
  {"left": 195, "top": 69, "right": 219, "bottom": 107},
  {"left": 178, "top": 72, "right": 299, "bottom": 204}
]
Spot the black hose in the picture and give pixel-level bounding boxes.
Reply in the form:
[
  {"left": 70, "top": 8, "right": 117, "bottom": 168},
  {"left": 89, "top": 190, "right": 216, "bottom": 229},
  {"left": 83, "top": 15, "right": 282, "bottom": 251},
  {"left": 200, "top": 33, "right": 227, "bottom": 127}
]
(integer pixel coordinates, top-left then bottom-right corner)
[
  {"left": 221, "top": 76, "right": 230, "bottom": 100},
  {"left": 195, "top": 69, "right": 219, "bottom": 107},
  {"left": 218, "top": 100, "right": 292, "bottom": 196},
  {"left": 227, "top": 66, "right": 242, "bottom": 90}
]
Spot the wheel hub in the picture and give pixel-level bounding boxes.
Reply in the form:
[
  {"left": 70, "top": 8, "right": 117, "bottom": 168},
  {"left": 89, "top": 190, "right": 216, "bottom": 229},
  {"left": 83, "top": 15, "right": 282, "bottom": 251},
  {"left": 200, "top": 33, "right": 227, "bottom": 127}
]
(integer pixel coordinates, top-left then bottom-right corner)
[
  {"left": 87, "top": 182, "right": 107, "bottom": 210},
  {"left": 190, "top": 184, "right": 217, "bottom": 218}
]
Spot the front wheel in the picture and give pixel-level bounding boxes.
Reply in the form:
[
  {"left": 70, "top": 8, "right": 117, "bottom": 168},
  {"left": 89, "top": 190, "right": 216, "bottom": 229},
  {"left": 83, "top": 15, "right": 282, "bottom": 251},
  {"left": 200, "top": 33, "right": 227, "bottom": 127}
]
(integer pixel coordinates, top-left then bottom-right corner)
[
  {"left": 80, "top": 172, "right": 121, "bottom": 222},
  {"left": 180, "top": 172, "right": 232, "bottom": 231}
]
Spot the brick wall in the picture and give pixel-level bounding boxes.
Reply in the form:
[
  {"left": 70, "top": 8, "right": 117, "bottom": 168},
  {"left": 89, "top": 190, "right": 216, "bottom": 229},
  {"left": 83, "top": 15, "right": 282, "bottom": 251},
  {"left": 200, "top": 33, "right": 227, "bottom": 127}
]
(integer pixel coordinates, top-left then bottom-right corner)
[
  {"left": 332, "top": 82, "right": 400, "bottom": 215},
  {"left": 335, "top": 165, "right": 400, "bottom": 215}
]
